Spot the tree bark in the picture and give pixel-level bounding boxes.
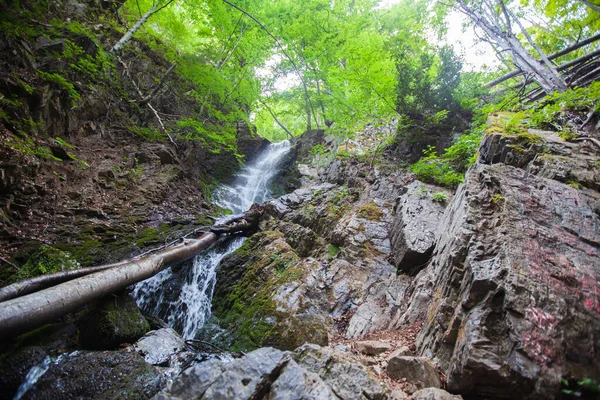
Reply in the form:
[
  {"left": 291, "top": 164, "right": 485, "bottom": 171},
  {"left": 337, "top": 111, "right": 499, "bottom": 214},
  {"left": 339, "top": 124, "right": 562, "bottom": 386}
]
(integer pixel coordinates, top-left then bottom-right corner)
[
  {"left": 0, "top": 261, "right": 129, "bottom": 303},
  {"left": 485, "top": 32, "right": 600, "bottom": 88},
  {"left": 0, "top": 233, "right": 217, "bottom": 339},
  {"left": 456, "top": 0, "right": 567, "bottom": 93},
  {"left": 582, "top": 0, "right": 600, "bottom": 14},
  {"left": 111, "top": 0, "right": 175, "bottom": 53}
]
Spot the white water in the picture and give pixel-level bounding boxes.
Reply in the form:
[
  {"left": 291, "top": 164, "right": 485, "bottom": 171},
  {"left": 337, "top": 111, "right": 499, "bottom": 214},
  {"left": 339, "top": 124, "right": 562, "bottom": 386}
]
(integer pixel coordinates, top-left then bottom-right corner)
[
  {"left": 13, "top": 353, "right": 73, "bottom": 400},
  {"left": 134, "top": 140, "right": 291, "bottom": 339}
]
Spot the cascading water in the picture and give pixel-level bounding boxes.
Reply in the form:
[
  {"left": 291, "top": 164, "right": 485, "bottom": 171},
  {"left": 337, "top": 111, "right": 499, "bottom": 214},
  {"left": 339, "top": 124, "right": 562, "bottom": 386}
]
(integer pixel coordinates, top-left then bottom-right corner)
[{"left": 134, "top": 140, "right": 291, "bottom": 339}]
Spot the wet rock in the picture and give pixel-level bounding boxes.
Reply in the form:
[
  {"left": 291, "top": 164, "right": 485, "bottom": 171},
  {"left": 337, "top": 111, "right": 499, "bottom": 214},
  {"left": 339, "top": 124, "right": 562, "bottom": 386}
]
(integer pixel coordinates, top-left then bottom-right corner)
[
  {"left": 410, "top": 388, "right": 463, "bottom": 400},
  {"left": 353, "top": 340, "right": 393, "bottom": 356},
  {"left": 134, "top": 328, "right": 185, "bottom": 366},
  {"left": 78, "top": 294, "right": 151, "bottom": 350},
  {"left": 389, "top": 181, "right": 449, "bottom": 274},
  {"left": 0, "top": 347, "right": 47, "bottom": 398},
  {"left": 236, "top": 120, "right": 270, "bottom": 163},
  {"left": 386, "top": 356, "right": 441, "bottom": 389},
  {"left": 27, "top": 350, "right": 164, "bottom": 399}
]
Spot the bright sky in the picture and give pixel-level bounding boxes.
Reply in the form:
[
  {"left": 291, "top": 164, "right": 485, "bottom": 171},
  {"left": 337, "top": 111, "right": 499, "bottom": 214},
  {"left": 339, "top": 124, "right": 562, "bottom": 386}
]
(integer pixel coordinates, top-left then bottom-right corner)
[{"left": 378, "top": 0, "right": 500, "bottom": 71}]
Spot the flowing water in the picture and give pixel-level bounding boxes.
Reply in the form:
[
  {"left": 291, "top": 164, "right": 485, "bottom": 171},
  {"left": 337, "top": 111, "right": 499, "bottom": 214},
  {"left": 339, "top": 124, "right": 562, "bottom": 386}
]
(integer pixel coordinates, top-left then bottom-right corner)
[{"left": 134, "top": 140, "right": 291, "bottom": 339}]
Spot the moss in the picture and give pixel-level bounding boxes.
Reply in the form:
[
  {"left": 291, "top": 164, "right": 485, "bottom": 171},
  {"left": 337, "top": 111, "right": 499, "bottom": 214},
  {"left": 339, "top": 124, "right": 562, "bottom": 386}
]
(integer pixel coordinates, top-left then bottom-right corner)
[
  {"left": 210, "top": 231, "right": 315, "bottom": 352},
  {"left": 357, "top": 202, "right": 383, "bottom": 221},
  {"left": 7, "top": 245, "right": 81, "bottom": 284}
]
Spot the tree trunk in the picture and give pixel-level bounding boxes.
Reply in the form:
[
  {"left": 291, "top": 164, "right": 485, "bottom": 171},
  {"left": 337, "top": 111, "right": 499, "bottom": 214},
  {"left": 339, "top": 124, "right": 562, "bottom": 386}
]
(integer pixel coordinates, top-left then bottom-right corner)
[
  {"left": 0, "top": 261, "right": 129, "bottom": 303},
  {"left": 111, "top": 0, "right": 175, "bottom": 53},
  {"left": 456, "top": 0, "right": 567, "bottom": 93},
  {"left": 0, "top": 233, "right": 217, "bottom": 339}
]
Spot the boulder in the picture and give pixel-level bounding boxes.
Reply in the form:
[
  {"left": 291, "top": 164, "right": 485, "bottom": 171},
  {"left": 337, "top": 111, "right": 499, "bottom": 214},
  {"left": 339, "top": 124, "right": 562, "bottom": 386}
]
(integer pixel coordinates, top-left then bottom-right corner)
[
  {"left": 403, "top": 132, "right": 600, "bottom": 398},
  {"left": 353, "top": 340, "right": 393, "bottom": 356},
  {"left": 133, "top": 328, "right": 189, "bottom": 374},
  {"left": 389, "top": 181, "right": 450, "bottom": 274},
  {"left": 386, "top": 346, "right": 412, "bottom": 359},
  {"left": 156, "top": 345, "right": 383, "bottom": 400},
  {"left": 293, "top": 344, "right": 389, "bottom": 400},
  {"left": 78, "top": 294, "right": 151, "bottom": 350},
  {"left": 25, "top": 350, "right": 164, "bottom": 399},
  {"left": 410, "top": 388, "right": 463, "bottom": 400},
  {"left": 386, "top": 356, "right": 441, "bottom": 389}
]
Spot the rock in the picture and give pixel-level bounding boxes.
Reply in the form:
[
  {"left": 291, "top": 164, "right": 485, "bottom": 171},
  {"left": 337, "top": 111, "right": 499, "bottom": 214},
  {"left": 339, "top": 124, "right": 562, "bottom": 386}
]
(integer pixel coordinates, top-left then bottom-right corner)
[
  {"left": 268, "top": 359, "right": 337, "bottom": 399},
  {"left": 236, "top": 120, "right": 270, "bottom": 163},
  {"left": 387, "top": 346, "right": 411, "bottom": 359},
  {"left": 403, "top": 133, "right": 600, "bottom": 398},
  {"left": 410, "top": 388, "right": 463, "bottom": 400},
  {"left": 26, "top": 350, "right": 164, "bottom": 399},
  {"left": 353, "top": 340, "right": 393, "bottom": 356},
  {"left": 391, "top": 389, "right": 407, "bottom": 399},
  {"left": 294, "top": 344, "right": 389, "bottom": 400},
  {"left": 389, "top": 181, "right": 449, "bottom": 273},
  {"left": 298, "top": 163, "right": 319, "bottom": 178},
  {"left": 134, "top": 328, "right": 185, "bottom": 366},
  {"left": 156, "top": 346, "right": 342, "bottom": 400},
  {"left": 78, "top": 294, "right": 151, "bottom": 350},
  {"left": 386, "top": 356, "right": 441, "bottom": 389}
]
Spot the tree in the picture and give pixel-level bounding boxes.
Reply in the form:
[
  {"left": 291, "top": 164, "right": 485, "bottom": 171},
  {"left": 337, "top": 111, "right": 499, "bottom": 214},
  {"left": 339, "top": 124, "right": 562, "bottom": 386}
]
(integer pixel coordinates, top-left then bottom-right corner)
[
  {"left": 111, "top": 0, "right": 176, "bottom": 52},
  {"left": 454, "top": 0, "right": 568, "bottom": 93}
]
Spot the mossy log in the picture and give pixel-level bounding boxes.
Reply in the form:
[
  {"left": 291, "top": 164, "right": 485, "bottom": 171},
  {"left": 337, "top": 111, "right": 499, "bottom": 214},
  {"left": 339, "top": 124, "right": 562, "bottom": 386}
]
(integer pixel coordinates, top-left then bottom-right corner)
[{"left": 0, "top": 232, "right": 217, "bottom": 339}]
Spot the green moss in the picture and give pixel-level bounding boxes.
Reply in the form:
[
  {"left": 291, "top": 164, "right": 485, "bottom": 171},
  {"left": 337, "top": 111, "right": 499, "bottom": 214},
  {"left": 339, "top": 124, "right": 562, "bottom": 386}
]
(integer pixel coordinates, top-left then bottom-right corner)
[
  {"left": 357, "top": 202, "right": 383, "bottom": 221},
  {"left": 210, "top": 231, "right": 313, "bottom": 352},
  {"left": 8, "top": 245, "right": 81, "bottom": 284}
]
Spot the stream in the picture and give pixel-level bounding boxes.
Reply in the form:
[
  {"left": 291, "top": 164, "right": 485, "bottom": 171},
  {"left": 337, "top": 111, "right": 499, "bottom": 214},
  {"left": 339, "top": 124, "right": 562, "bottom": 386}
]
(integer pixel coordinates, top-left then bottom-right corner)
[{"left": 133, "top": 140, "right": 292, "bottom": 339}]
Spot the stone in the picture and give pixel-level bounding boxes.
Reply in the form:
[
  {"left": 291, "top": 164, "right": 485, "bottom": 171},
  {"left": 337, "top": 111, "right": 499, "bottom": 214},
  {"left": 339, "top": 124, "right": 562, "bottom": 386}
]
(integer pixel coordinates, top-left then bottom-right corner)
[
  {"left": 389, "top": 181, "right": 449, "bottom": 274},
  {"left": 410, "top": 388, "right": 463, "bottom": 400},
  {"left": 298, "top": 163, "right": 319, "bottom": 178},
  {"left": 402, "top": 132, "right": 600, "bottom": 398},
  {"left": 26, "top": 350, "right": 164, "bottom": 399},
  {"left": 134, "top": 328, "right": 185, "bottom": 366},
  {"left": 387, "top": 346, "right": 411, "bottom": 359},
  {"left": 78, "top": 294, "right": 151, "bottom": 350},
  {"left": 156, "top": 345, "right": 377, "bottom": 400},
  {"left": 294, "top": 344, "right": 389, "bottom": 400},
  {"left": 391, "top": 389, "right": 407, "bottom": 399},
  {"left": 353, "top": 340, "right": 393, "bottom": 356},
  {"left": 386, "top": 356, "right": 441, "bottom": 389}
]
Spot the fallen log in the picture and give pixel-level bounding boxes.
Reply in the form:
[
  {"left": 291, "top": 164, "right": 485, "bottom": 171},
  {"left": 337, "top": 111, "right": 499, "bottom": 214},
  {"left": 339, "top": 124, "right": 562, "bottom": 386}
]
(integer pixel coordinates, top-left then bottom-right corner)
[
  {"left": 0, "top": 261, "right": 129, "bottom": 303},
  {"left": 0, "top": 232, "right": 217, "bottom": 339}
]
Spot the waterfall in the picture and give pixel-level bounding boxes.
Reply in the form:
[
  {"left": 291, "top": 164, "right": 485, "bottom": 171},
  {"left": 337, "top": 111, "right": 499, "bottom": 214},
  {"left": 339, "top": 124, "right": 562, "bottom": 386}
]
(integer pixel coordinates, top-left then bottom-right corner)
[{"left": 134, "top": 140, "right": 291, "bottom": 339}]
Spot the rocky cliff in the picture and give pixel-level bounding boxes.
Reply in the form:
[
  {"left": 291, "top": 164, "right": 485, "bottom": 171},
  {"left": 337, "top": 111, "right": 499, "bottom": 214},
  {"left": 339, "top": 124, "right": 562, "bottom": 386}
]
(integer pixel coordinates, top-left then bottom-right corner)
[{"left": 200, "top": 117, "right": 599, "bottom": 398}]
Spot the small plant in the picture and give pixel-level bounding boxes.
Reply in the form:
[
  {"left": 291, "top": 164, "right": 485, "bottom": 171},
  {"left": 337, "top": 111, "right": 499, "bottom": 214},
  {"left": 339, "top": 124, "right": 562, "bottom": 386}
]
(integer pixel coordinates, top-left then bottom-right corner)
[
  {"left": 357, "top": 202, "right": 383, "bottom": 221},
  {"left": 562, "top": 377, "right": 600, "bottom": 398},
  {"left": 328, "top": 244, "right": 341, "bottom": 258},
  {"left": 491, "top": 193, "right": 504, "bottom": 206},
  {"left": 38, "top": 71, "right": 80, "bottom": 102},
  {"left": 432, "top": 192, "right": 448, "bottom": 203}
]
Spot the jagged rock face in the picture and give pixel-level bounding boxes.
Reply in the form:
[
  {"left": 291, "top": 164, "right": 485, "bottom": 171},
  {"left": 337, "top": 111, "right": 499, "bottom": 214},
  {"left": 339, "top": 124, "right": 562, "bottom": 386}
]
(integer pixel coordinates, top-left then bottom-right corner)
[
  {"left": 155, "top": 345, "right": 389, "bottom": 400},
  {"left": 405, "top": 130, "right": 600, "bottom": 399},
  {"left": 389, "top": 181, "right": 451, "bottom": 274}
]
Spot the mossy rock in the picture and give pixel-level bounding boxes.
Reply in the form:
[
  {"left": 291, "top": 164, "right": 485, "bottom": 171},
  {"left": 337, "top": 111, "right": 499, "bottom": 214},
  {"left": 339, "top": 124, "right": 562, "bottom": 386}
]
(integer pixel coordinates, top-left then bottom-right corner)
[
  {"left": 211, "top": 231, "right": 327, "bottom": 352},
  {"left": 77, "top": 293, "right": 150, "bottom": 350},
  {"left": 6, "top": 245, "right": 81, "bottom": 285},
  {"left": 357, "top": 202, "right": 384, "bottom": 221}
]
